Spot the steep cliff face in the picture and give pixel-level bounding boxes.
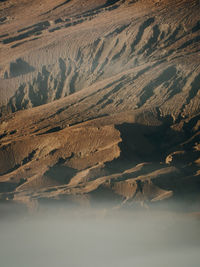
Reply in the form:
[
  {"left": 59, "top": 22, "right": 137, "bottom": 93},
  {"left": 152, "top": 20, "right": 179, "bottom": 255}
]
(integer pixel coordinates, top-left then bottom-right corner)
[{"left": 0, "top": 0, "right": 199, "bottom": 210}]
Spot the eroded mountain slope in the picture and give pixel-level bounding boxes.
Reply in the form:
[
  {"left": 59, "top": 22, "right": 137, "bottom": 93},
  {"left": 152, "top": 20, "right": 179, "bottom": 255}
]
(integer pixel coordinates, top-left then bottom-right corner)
[
  {"left": 0, "top": 0, "right": 199, "bottom": 211},
  {"left": 0, "top": 0, "right": 200, "bottom": 120}
]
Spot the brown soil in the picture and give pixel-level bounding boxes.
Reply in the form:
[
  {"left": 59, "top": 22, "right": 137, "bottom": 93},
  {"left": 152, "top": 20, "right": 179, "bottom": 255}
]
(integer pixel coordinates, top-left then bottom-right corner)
[{"left": 0, "top": 0, "right": 199, "bottom": 211}]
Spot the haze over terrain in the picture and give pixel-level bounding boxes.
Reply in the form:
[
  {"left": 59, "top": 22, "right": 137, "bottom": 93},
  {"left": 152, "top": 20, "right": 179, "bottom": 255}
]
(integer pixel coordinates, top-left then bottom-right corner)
[
  {"left": 1, "top": 206, "right": 200, "bottom": 267},
  {"left": 0, "top": 0, "right": 199, "bottom": 213}
]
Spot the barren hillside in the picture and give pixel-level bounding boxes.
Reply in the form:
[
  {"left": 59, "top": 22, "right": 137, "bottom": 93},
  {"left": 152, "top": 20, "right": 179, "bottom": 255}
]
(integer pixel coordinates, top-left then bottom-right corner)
[{"left": 0, "top": 0, "right": 199, "bottom": 211}]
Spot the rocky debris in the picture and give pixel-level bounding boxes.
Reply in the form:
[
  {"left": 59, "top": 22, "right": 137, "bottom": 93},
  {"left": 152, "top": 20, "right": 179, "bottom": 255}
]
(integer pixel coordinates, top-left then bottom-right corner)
[{"left": 165, "top": 151, "right": 187, "bottom": 165}]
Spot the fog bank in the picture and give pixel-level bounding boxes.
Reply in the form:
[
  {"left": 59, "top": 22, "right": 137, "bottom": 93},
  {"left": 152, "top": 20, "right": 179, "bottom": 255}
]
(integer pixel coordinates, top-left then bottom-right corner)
[{"left": 0, "top": 202, "right": 200, "bottom": 267}]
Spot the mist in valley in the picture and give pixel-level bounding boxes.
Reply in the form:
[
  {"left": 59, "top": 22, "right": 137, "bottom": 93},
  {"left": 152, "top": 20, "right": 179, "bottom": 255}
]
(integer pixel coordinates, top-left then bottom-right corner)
[{"left": 0, "top": 201, "right": 200, "bottom": 267}]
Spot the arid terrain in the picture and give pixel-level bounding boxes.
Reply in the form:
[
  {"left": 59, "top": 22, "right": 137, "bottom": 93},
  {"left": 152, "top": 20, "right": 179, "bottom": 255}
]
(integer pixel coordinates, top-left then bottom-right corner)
[{"left": 0, "top": 0, "right": 200, "bottom": 213}]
